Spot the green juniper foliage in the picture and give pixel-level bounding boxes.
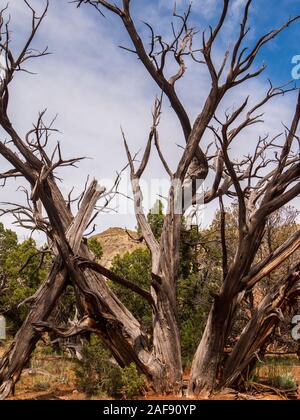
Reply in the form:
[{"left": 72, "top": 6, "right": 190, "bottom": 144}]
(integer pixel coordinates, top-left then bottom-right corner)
[
  {"left": 0, "top": 224, "right": 49, "bottom": 333},
  {"left": 75, "top": 335, "right": 146, "bottom": 398},
  {"left": 111, "top": 201, "right": 218, "bottom": 367}
]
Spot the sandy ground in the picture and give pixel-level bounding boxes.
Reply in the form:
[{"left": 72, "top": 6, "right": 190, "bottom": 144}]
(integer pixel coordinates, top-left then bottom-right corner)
[{"left": 1, "top": 347, "right": 299, "bottom": 400}]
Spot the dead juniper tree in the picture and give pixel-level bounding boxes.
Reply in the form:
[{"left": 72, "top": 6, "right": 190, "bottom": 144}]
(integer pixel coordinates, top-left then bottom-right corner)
[
  {"left": 0, "top": 1, "right": 162, "bottom": 399},
  {"left": 0, "top": 0, "right": 299, "bottom": 399},
  {"left": 75, "top": 0, "right": 300, "bottom": 396}
]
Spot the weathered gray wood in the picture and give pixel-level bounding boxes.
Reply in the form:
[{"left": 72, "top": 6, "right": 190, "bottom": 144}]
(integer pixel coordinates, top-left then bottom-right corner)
[
  {"left": 0, "top": 260, "right": 67, "bottom": 400},
  {"left": 244, "top": 229, "right": 300, "bottom": 289},
  {"left": 223, "top": 264, "right": 300, "bottom": 387},
  {"left": 0, "top": 180, "right": 158, "bottom": 398}
]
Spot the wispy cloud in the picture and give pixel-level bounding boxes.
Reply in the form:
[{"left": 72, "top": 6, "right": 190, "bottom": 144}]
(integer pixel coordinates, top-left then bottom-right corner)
[{"left": 0, "top": 0, "right": 299, "bottom": 241}]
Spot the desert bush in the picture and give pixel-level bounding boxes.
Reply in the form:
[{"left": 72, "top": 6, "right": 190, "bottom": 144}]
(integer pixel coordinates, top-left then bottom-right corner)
[
  {"left": 109, "top": 363, "right": 146, "bottom": 399},
  {"left": 277, "top": 372, "right": 297, "bottom": 390},
  {"left": 42, "top": 346, "right": 54, "bottom": 356},
  {"left": 255, "top": 358, "right": 297, "bottom": 390},
  {"left": 75, "top": 335, "right": 146, "bottom": 398},
  {"left": 75, "top": 336, "right": 113, "bottom": 396}
]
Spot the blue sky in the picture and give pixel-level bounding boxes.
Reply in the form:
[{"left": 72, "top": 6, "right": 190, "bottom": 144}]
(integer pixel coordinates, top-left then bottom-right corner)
[{"left": 0, "top": 0, "right": 299, "bottom": 241}]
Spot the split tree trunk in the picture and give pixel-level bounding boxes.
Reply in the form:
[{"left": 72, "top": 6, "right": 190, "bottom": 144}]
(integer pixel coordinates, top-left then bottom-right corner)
[
  {"left": 188, "top": 222, "right": 267, "bottom": 397},
  {"left": 222, "top": 263, "right": 300, "bottom": 387},
  {"left": 151, "top": 280, "right": 182, "bottom": 394},
  {"left": 188, "top": 264, "right": 300, "bottom": 397},
  {"left": 0, "top": 179, "right": 161, "bottom": 398},
  {"left": 0, "top": 260, "right": 66, "bottom": 399},
  {"left": 150, "top": 212, "right": 183, "bottom": 394},
  {"left": 187, "top": 295, "right": 235, "bottom": 397}
]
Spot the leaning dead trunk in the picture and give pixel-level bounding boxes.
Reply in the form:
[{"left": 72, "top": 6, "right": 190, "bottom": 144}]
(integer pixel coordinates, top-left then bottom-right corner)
[
  {"left": 0, "top": 180, "right": 158, "bottom": 398},
  {"left": 188, "top": 219, "right": 267, "bottom": 397},
  {"left": 45, "top": 180, "right": 171, "bottom": 387},
  {"left": 0, "top": 260, "right": 67, "bottom": 399},
  {"left": 222, "top": 264, "right": 300, "bottom": 387},
  {"left": 189, "top": 263, "right": 300, "bottom": 397}
]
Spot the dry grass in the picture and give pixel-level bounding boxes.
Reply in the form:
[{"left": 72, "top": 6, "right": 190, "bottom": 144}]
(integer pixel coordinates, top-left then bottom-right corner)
[
  {"left": 5, "top": 346, "right": 80, "bottom": 400},
  {"left": 0, "top": 341, "right": 299, "bottom": 400},
  {"left": 254, "top": 358, "right": 298, "bottom": 390}
]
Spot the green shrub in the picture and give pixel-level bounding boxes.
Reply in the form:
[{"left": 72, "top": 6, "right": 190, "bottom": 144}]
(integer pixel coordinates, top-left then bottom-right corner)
[
  {"left": 42, "top": 346, "right": 54, "bottom": 356},
  {"left": 277, "top": 372, "right": 297, "bottom": 390},
  {"left": 110, "top": 249, "right": 152, "bottom": 333},
  {"left": 255, "top": 358, "right": 297, "bottom": 390},
  {"left": 75, "top": 335, "right": 146, "bottom": 398},
  {"left": 88, "top": 238, "right": 103, "bottom": 261},
  {"left": 114, "top": 363, "right": 146, "bottom": 400},
  {"left": 75, "top": 336, "right": 113, "bottom": 396}
]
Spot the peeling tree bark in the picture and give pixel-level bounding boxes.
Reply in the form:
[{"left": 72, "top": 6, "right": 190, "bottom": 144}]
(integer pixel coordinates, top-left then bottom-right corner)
[
  {"left": 0, "top": 260, "right": 67, "bottom": 399},
  {"left": 223, "top": 264, "right": 300, "bottom": 387},
  {"left": 187, "top": 223, "right": 266, "bottom": 397},
  {"left": 0, "top": 180, "right": 158, "bottom": 398}
]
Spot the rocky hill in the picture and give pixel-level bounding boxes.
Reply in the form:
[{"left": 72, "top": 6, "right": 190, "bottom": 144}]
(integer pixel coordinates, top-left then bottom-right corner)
[{"left": 93, "top": 227, "right": 146, "bottom": 267}]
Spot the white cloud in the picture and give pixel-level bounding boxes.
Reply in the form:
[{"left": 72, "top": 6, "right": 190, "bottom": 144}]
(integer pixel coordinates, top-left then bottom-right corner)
[{"left": 0, "top": 0, "right": 298, "bottom": 242}]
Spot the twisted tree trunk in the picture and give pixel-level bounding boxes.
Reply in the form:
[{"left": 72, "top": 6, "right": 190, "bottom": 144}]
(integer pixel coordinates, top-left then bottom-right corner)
[
  {"left": 148, "top": 210, "right": 183, "bottom": 394},
  {"left": 0, "top": 180, "right": 161, "bottom": 398},
  {"left": 188, "top": 264, "right": 300, "bottom": 397},
  {"left": 0, "top": 260, "right": 66, "bottom": 399},
  {"left": 151, "top": 279, "right": 182, "bottom": 393},
  {"left": 223, "top": 263, "right": 300, "bottom": 387},
  {"left": 188, "top": 224, "right": 266, "bottom": 397},
  {"left": 187, "top": 293, "right": 237, "bottom": 397}
]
